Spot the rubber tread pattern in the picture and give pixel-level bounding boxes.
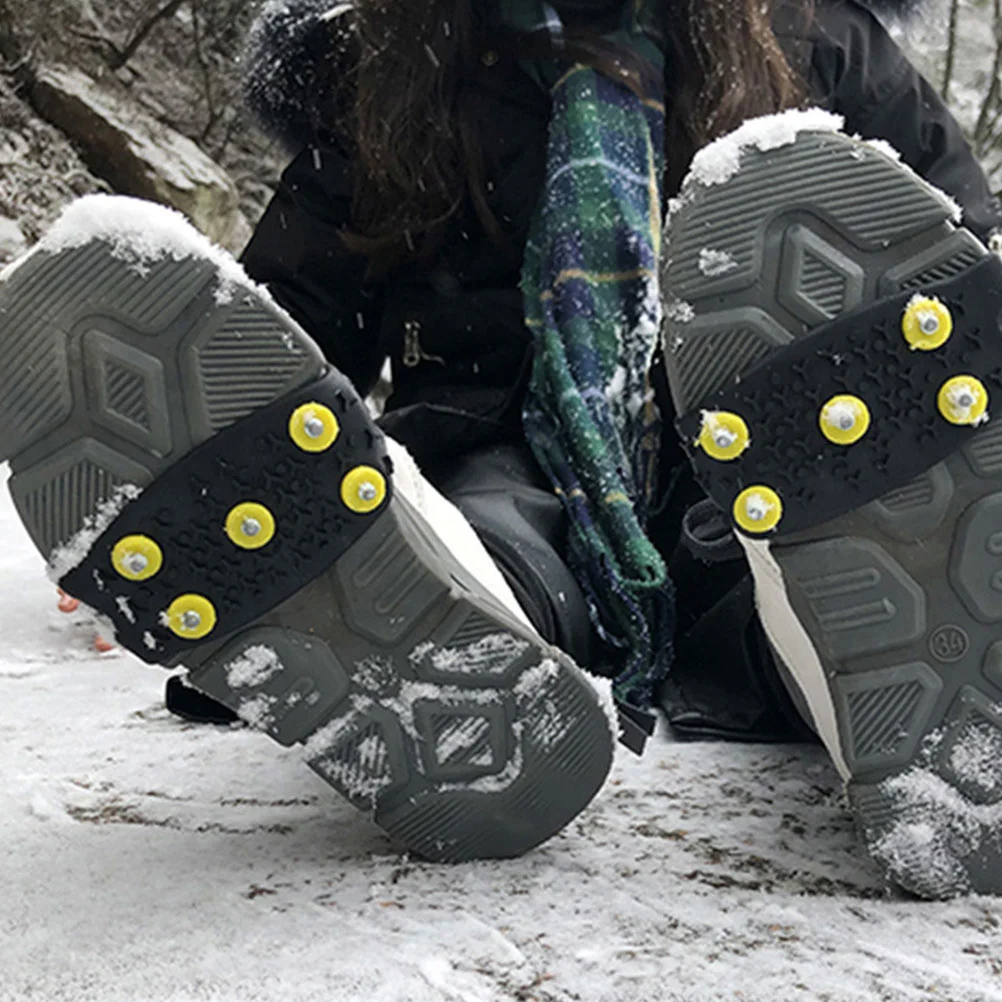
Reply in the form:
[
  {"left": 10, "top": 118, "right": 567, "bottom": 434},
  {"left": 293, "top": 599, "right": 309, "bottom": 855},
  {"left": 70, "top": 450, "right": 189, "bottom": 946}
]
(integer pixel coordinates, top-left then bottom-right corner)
[
  {"left": 667, "top": 138, "right": 954, "bottom": 301},
  {"left": 9, "top": 438, "right": 154, "bottom": 557},
  {"left": 187, "top": 493, "right": 615, "bottom": 862},
  {"left": 192, "top": 305, "right": 317, "bottom": 434},
  {"left": 0, "top": 240, "right": 327, "bottom": 559}
]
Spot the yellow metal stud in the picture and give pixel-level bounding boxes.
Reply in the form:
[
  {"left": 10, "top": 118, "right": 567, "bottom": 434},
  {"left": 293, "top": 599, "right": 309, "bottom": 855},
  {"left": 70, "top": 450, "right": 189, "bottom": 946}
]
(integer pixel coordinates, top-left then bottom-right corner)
[
  {"left": 341, "top": 466, "right": 388, "bottom": 514},
  {"left": 733, "top": 486, "right": 784, "bottom": 535},
  {"left": 819, "top": 394, "right": 871, "bottom": 446},
  {"left": 289, "top": 402, "right": 340, "bottom": 453},
  {"left": 938, "top": 375, "right": 989, "bottom": 426},
  {"left": 902, "top": 296, "right": 953, "bottom": 351},
  {"left": 111, "top": 535, "right": 163, "bottom": 582},
  {"left": 698, "top": 411, "right": 751, "bottom": 462},
  {"left": 225, "top": 502, "right": 276, "bottom": 550},
  {"left": 165, "top": 594, "right": 217, "bottom": 641}
]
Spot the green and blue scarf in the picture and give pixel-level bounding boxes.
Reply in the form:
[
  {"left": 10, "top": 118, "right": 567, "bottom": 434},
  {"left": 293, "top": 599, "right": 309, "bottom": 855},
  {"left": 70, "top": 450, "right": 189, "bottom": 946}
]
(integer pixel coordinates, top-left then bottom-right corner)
[{"left": 500, "top": 0, "right": 674, "bottom": 711}]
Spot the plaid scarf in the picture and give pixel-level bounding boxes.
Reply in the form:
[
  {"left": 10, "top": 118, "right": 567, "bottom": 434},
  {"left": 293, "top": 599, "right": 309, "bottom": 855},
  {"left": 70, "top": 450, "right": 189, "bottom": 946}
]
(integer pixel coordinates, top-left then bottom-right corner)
[{"left": 500, "top": 0, "right": 674, "bottom": 711}]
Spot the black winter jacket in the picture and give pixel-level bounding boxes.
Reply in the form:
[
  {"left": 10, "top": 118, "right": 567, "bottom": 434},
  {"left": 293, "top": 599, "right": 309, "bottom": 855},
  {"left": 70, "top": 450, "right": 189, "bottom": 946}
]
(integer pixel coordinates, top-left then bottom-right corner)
[{"left": 241, "top": 0, "right": 1002, "bottom": 467}]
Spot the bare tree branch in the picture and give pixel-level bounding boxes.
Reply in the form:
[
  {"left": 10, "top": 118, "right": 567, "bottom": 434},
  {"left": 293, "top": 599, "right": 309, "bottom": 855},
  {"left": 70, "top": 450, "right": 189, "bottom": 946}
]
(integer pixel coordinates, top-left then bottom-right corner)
[
  {"left": 110, "top": 0, "right": 189, "bottom": 70},
  {"left": 943, "top": 0, "right": 962, "bottom": 99},
  {"left": 975, "top": 0, "right": 1002, "bottom": 153}
]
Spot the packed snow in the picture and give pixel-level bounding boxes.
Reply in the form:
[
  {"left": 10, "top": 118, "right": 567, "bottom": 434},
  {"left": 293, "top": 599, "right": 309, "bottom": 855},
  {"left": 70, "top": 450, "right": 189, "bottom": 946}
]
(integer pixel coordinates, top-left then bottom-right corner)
[
  {"left": 687, "top": 108, "right": 845, "bottom": 187},
  {"left": 225, "top": 645, "right": 284, "bottom": 689},
  {"left": 412, "top": 633, "right": 532, "bottom": 676},
  {"left": 3, "top": 466, "right": 1002, "bottom": 1000},
  {"left": 698, "top": 248, "right": 739, "bottom": 278},
  {"left": 663, "top": 298, "right": 695, "bottom": 325},
  {"left": 682, "top": 109, "right": 963, "bottom": 228},
  {"left": 46, "top": 482, "right": 143, "bottom": 581},
  {"left": 23, "top": 194, "right": 284, "bottom": 314}
]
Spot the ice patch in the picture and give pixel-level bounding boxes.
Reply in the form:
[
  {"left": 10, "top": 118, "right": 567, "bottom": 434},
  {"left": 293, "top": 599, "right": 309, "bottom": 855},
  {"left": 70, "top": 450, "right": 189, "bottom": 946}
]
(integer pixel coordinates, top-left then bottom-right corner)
[
  {"left": 225, "top": 645, "right": 283, "bottom": 689},
  {"left": 688, "top": 108, "right": 845, "bottom": 188},
  {"left": 47, "top": 484, "right": 143, "bottom": 582},
  {"left": 698, "top": 248, "right": 738, "bottom": 277}
]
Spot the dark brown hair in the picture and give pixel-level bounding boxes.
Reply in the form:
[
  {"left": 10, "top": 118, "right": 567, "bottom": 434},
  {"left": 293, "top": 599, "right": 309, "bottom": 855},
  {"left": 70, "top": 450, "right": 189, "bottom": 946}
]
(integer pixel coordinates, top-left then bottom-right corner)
[{"left": 335, "top": 0, "right": 810, "bottom": 273}]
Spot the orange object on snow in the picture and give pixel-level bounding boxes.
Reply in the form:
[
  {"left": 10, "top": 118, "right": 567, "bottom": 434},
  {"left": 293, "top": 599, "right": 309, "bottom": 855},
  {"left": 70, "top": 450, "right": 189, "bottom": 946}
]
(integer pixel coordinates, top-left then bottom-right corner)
[
  {"left": 56, "top": 588, "right": 116, "bottom": 653},
  {"left": 56, "top": 588, "right": 80, "bottom": 614}
]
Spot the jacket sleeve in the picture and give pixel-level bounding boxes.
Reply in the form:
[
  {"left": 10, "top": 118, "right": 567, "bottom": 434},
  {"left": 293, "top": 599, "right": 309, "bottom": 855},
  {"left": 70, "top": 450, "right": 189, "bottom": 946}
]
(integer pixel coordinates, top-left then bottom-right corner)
[
  {"left": 240, "top": 143, "right": 387, "bottom": 398},
  {"left": 806, "top": 0, "right": 1002, "bottom": 242}
]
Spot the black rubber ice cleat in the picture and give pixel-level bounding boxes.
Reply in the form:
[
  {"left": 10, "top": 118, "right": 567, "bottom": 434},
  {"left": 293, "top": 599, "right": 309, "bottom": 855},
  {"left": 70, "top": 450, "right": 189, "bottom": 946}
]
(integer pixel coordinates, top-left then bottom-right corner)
[
  {"left": 0, "top": 195, "right": 614, "bottom": 863},
  {"left": 664, "top": 110, "right": 1002, "bottom": 899}
]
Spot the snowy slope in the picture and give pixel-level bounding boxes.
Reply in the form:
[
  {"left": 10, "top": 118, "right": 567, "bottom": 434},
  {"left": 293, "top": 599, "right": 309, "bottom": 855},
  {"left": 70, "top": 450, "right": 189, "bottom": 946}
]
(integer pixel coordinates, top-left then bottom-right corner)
[{"left": 1, "top": 464, "right": 1001, "bottom": 1002}]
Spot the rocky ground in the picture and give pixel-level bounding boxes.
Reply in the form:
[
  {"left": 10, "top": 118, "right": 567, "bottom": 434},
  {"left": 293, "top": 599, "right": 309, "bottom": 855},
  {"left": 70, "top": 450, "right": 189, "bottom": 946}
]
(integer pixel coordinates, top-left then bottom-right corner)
[{"left": 0, "top": 0, "right": 285, "bottom": 260}]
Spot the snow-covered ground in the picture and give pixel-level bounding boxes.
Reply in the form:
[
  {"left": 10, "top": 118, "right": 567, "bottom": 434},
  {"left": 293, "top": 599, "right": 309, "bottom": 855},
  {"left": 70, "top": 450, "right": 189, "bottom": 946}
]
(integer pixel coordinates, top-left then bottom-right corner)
[{"left": 1, "top": 466, "right": 1001, "bottom": 1002}]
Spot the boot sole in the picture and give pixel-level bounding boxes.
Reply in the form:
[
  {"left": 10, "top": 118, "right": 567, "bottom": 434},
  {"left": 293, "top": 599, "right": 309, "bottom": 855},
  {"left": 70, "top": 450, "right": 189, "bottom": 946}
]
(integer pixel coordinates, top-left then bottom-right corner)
[
  {"left": 664, "top": 125, "right": 1002, "bottom": 897},
  {"left": 0, "top": 197, "right": 614, "bottom": 862}
]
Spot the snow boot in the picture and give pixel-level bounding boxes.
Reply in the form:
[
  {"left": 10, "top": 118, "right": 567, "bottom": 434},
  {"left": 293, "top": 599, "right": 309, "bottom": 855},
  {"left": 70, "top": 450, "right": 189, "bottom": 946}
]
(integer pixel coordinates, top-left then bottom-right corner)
[
  {"left": 663, "top": 110, "right": 1002, "bottom": 898},
  {"left": 0, "top": 195, "right": 614, "bottom": 862}
]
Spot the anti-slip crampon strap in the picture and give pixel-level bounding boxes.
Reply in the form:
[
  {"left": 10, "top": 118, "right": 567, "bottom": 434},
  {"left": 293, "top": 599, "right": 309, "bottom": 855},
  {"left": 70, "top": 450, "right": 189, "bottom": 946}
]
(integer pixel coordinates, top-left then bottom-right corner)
[
  {"left": 676, "top": 254, "right": 1002, "bottom": 539},
  {"left": 60, "top": 369, "right": 393, "bottom": 664}
]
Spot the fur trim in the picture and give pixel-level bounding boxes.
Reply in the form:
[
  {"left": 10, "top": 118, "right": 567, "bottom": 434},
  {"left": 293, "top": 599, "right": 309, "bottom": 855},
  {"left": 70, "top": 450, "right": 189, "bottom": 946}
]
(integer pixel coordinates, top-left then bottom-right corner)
[
  {"left": 241, "top": 0, "right": 921, "bottom": 151},
  {"left": 242, "top": 0, "right": 352, "bottom": 150}
]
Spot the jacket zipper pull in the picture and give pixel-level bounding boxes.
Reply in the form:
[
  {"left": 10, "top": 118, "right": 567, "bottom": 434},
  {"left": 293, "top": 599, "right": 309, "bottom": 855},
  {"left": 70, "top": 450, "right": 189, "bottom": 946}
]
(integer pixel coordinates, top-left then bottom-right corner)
[
  {"left": 403, "top": 320, "right": 422, "bottom": 368},
  {"left": 402, "top": 319, "right": 444, "bottom": 368}
]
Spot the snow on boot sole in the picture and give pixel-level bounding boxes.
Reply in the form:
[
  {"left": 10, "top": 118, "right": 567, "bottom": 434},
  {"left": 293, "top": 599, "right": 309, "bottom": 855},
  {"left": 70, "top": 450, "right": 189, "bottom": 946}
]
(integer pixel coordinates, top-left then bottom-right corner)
[
  {"left": 0, "top": 196, "right": 613, "bottom": 863},
  {"left": 663, "top": 116, "right": 1002, "bottom": 898}
]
